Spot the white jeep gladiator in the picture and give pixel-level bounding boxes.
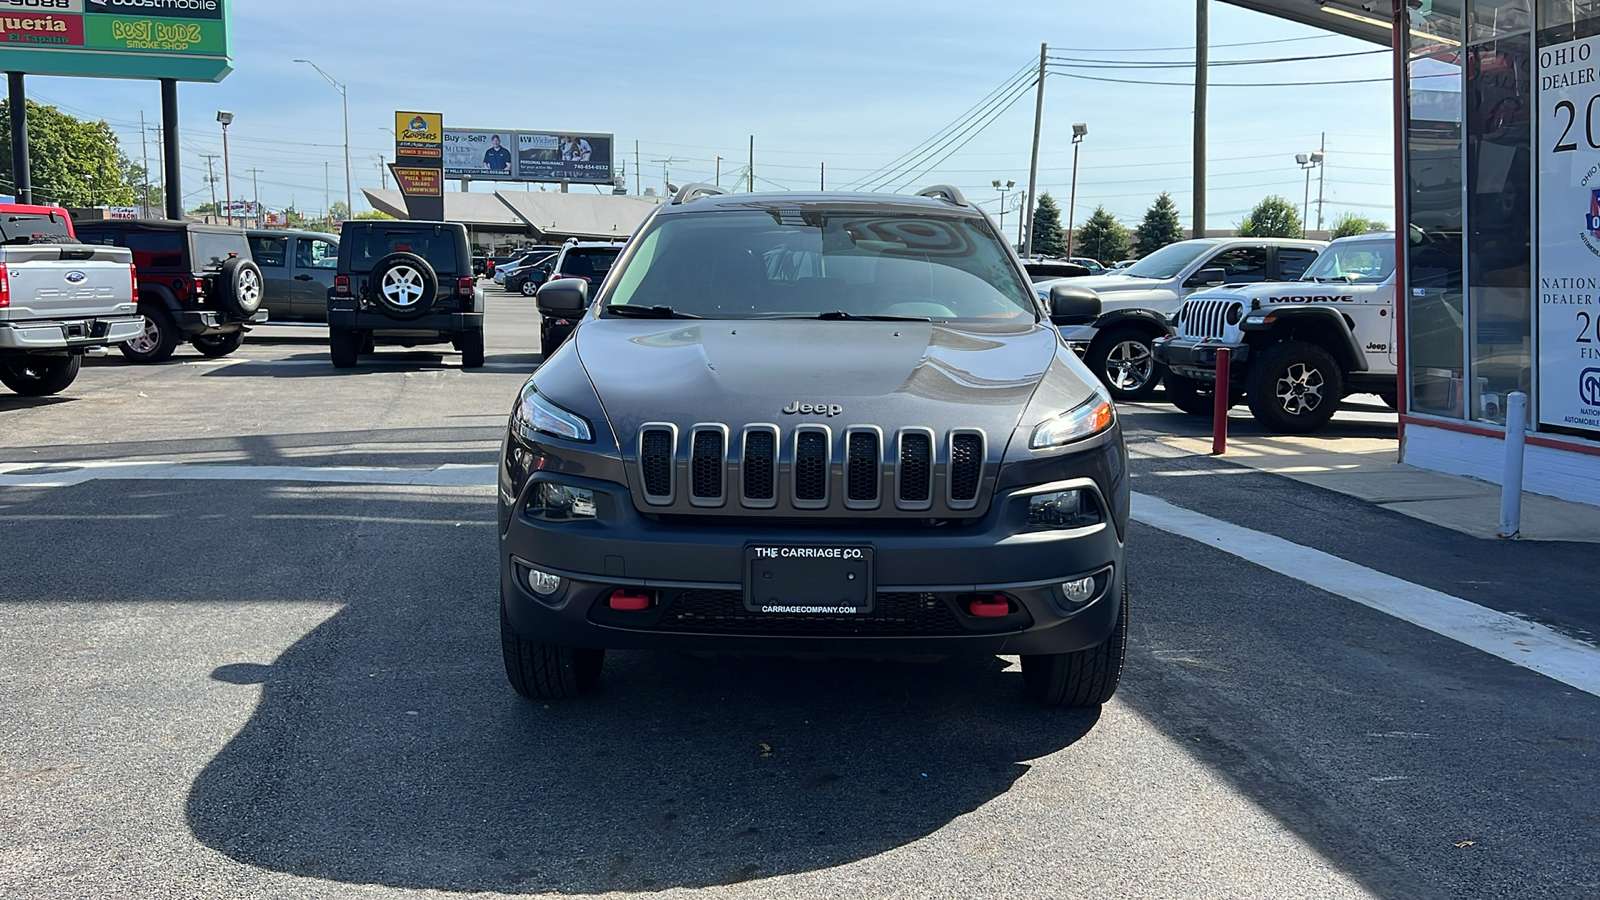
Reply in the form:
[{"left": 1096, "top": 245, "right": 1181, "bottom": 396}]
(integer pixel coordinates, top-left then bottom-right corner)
[
  {"left": 0, "top": 209, "right": 142, "bottom": 396},
  {"left": 1151, "top": 232, "right": 1398, "bottom": 433}
]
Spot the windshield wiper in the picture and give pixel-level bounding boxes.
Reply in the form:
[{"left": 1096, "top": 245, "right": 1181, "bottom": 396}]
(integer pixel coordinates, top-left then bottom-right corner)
[
  {"left": 603, "top": 304, "right": 701, "bottom": 319},
  {"left": 807, "top": 310, "right": 932, "bottom": 322}
]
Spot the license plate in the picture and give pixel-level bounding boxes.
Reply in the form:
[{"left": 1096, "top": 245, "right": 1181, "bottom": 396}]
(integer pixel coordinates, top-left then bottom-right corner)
[{"left": 744, "top": 545, "right": 874, "bottom": 614}]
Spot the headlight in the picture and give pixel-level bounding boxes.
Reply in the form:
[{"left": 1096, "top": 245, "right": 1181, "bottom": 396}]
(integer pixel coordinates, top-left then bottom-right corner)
[
  {"left": 513, "top": 386, "right": 593, "bottom": 442},
  {"left": 1030, "top": 389, "right": 1115, "bottom": 449},
  {"left": 525, "top": 482, "right": 597, "bottom": 521}
]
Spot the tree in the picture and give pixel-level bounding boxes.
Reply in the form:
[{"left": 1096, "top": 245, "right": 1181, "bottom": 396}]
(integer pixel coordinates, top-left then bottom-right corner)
[
  {"left": 1329, "top": 212, "right": 1387, "bottom": 239},
  {"left": 188, "top": 201, "right": 221, "bottom": 217},
  {"left": 351, "top": 210, "right": 395, "bottom": 220},
  {"left": 1030, "top": 192, "right": 1067, "bottom": 258},
  {"left": 1236, "top": 195, "right": 1303, "bottom": 238},
  {"left": 329, "top": 200, "right": 351, "bottom": 223},
  {"left": 1135, "top": 192, "right": 1184, "bottom": 257},
  {"left": 1073, "top": 205, "right": 1129, "bottom": 264},
  {"left": 279, "top": 206, "right": 313, "bottom": 229},
  {"left": 0, "top": 100, "right": 139, "bottom": 208}
]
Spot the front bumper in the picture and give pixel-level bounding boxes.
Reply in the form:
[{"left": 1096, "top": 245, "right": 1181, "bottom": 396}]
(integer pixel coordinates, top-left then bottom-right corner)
[
  {"left": 1152, "top": 336, "right": 1249, "bottom": 382},
  {"left": 501, "top": 473, "right": 1124, "bottom": 657},
  {"left": 173, "top": 309, "right": 268, "bottom": 336},
  {"left": 0, "top": 315, "right": 146, "bottom": 352}
]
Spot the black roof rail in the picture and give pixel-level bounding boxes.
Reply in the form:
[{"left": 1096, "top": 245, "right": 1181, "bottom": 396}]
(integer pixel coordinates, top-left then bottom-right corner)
[
  {"left": 916, "top": 184, "right": 969, "bottom": 207},
  {"left": 671, "top": 183, "right": 728, "bottom": 205}
]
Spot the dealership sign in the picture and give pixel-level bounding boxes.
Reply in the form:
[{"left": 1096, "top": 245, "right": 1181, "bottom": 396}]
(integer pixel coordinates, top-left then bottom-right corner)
[
  {"left": 0, "top": 0, "right": 230, "bottom": 81},
  {"left": 441, "top": 127, "right": 614, "bottom": 185},
  {"left": 1536, "top": 35, "right": 1600, "bottom": 437}
]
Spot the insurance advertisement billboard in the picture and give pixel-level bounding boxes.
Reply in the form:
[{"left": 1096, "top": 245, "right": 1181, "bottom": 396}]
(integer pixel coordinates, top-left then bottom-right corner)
[{"left": 437, "top": 128, "right": 614, "bottom": 184}]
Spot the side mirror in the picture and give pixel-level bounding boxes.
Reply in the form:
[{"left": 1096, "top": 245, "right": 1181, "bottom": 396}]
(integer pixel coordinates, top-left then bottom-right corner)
[
  {"left": 1187, "top": 267, "right": 1226, "bottom": 288},
  {"left": 1048, "top": 283, "right": 1101, "bottom": 327},
  {"left": 531, "top": 268, "right": 548, "bottom": 286},
  {"left": 536, "top": 277, "right": 589, "bottom": 315}
]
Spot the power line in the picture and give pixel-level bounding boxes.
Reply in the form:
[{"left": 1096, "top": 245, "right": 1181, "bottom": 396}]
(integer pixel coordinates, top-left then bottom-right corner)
[
  {"left": 1045, "top": 47, "right": 1388, "bottom": 68},
  {"left": 1045, "top": 67, "right": 1392, "bottom": 88},
  {"left": 1045, "top": 34, "right": 1340, "bottom": 53}
]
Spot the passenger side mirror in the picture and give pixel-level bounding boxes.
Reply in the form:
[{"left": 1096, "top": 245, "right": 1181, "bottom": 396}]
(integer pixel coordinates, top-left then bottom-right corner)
[
  {"left": 1048, "top": 283, "right": 1101, "bottom": 327},
  {"left": 1186, "top": 267, "right": 1226, "bottom": 288},
  {"left": 531, "top": 268, "right": 549, "bottom": 286},
  {"left": 536, "top": 277, "right": 589, "bottom": 315}
]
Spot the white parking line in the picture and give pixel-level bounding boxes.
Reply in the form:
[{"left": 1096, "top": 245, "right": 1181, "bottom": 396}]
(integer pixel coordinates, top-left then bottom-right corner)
[
  {"left": 1131, "top": 491, "right": 1600, "bottom": 699},
  {"left": 0, "top": 461, "right": 497, "bottom": 488}
]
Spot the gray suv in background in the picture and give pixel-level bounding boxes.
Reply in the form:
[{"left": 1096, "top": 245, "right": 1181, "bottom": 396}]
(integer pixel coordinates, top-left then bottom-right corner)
[{"left": 247, "top": 229, "right": 339, "bottom": 323}]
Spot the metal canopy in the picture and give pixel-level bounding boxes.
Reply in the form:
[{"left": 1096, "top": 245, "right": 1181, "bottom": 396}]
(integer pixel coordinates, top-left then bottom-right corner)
[{"left": 1218, "top": 0, "right": 1394, "bottom": 46}]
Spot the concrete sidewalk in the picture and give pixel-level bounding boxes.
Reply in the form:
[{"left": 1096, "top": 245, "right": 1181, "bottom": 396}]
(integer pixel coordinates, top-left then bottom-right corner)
[{"left": 1159, "top": 432, "right": 1600, "bottom": 544}]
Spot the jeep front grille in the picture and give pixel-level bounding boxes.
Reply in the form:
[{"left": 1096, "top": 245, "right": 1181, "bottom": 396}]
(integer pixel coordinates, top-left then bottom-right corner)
[
  {"left": 1180, "top": 299, "right": 1238, "bottom": 341},
  {"left": 636, "top": 423, "right": 990, "bottom": 516}
]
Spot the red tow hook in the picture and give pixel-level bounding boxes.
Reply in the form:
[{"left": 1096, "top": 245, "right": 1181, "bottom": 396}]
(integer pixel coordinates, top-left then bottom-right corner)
[
  {"left": 608, "top": 590, "right": 652, "bottom": 611},
  {"left": 969, "top": 595, "right": 1010, "bottom": 618}
]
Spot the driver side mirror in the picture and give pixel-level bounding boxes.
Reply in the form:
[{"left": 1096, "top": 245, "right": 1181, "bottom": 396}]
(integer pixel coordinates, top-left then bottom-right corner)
[
  {"left": 536, "top": 277, "right": 589, "bottom": 315},
  {"left": 531, "top": 268, "right": 549, "bottom": 286},
  {"left": 1048, "top": 283, "right": 1101, "bottom": 327},
  {"left": 1186, "top": 267, "right": 1226, "bottom": 288}
]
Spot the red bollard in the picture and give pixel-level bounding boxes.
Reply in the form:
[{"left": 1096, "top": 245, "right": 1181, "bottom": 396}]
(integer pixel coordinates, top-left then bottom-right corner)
[{"left": 1211, "top": 346, "right": 1231, "bottom": 456}]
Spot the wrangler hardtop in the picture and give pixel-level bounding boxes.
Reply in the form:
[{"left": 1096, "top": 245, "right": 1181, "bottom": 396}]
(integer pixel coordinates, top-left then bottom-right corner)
[
  {"left": 0, "top": 204, "right": 143, "bottom": 396},
  {"left": 326, "top": 220, "right": 484, "bottom": 369},
  {"left": 75, "top": 219, "right": 266, "bottom": 363}
]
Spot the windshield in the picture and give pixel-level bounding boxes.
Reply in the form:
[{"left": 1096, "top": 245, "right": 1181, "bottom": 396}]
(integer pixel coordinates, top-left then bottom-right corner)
[
  {"left": 343, "top": 227, "right": 460, "bottom": 274},
  {"left": 1301, "top": 239, "right": 1394, "bottom": 283},
  {"left": 606, "top": 209, "right": 1036, "bottom": 322},
  {"left": 1121, "top": 240, "right": 1213, "bottom": 280}
]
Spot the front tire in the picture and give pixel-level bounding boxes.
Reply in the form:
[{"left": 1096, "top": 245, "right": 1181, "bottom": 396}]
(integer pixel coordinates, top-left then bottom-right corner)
[
  {"left": 519, "top": 279, "right": 538, "bottom": 297},
  {"left": 0, "top": 354, "right": 81, "bottom": 396},
  {"left": 329, "top": 327, "right": 360, "bottom": 369},
  {"left": 1088, "top": 326, "right": 1164, "bottom": 402},
  {"left": 119, "top": 307, "right": 179, "bottom": 364},
  {"left": 190, "top": 330, "right": 244, "bottom": 358},
  {"left": 1246, "top": 341, "right": 1344, "bottom": 434},
  {"left": 501, "top": 603, "right": 604, "bottom": 699},
  {"left": 1021, "top": 577, "right": 1128, "bottom": 708}
]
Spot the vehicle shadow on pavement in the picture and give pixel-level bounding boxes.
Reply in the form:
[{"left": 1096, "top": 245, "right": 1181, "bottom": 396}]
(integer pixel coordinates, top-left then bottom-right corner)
[{"left": 172, "top": 488, "right": 1098, "bottom": 893}]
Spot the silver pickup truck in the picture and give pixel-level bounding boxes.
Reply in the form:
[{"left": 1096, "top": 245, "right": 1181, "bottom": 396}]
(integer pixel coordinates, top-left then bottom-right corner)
[{"left": 0, "top": 228, "right": 143, "bottom": 396}]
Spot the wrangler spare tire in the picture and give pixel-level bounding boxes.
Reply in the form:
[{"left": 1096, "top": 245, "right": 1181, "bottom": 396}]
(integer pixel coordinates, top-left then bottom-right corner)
[
  {"left": 370, "top": 252, "right": 438, "bottom": 321},
  {"left": 218, "top": 256, "right": 264, "bottom": 317}
]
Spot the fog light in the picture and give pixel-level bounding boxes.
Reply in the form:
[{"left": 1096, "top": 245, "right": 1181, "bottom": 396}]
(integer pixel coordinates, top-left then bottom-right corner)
[
  {"left": 1027, "top": 489, "right": 1101, "bottom": 529},
  {"left": 1061, "top": 576, "right": 1097, "bottom": 604},
  {"left": 526, "top": 567, "right": 563, "bottom": 596}
]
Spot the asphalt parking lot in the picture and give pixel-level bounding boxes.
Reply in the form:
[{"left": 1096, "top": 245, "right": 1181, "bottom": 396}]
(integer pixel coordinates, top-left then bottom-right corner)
[{"left": 3, "top": 289, "right": 1598, "bottom": 899}]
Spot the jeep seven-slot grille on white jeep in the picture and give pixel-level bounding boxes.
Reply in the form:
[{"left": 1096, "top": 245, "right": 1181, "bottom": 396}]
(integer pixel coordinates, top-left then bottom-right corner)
[
  {"left": 1179, "top": 298, "right": 1243, "bottom": 341},
  {"left": 635, "top": 424, "right": 987, "bottom": 514}
]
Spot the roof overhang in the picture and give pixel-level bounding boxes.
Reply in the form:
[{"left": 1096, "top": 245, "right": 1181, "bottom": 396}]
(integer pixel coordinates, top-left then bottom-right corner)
[{"left": 1218, "top": 0, "right": 1394, "bottom": 46}]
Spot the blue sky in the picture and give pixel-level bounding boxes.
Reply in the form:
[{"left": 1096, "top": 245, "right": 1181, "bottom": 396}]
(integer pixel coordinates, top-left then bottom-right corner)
[{"left": 23, "top": 0, "right": 1396, "bottom": 233}]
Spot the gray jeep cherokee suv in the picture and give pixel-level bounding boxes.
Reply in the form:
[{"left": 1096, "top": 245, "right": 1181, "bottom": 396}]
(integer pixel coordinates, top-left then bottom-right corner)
[{"left": 499, "top": 185, "right": 1129, "bottom": 707}]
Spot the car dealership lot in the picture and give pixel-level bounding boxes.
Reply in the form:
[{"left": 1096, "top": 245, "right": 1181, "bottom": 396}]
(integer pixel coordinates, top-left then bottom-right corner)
[{"left": 2, "top": 293, "right": 1598, "bottom": 898}]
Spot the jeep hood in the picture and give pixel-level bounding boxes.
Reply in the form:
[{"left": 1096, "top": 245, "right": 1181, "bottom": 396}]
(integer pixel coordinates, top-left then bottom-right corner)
[
  {"left": 1188, "top": 280, "right": 1366, "bottom": 303},
  {"left": 573, "top": 319, "right": 1084, "bottom": 443}
]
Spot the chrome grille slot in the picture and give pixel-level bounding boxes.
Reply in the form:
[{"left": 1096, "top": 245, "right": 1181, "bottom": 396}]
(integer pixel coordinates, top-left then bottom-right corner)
[
  {"left": 896, "top": 428, "right": 934, "bottom": 510},
  {"left": 792, "top": 427, "right": 830, "bottom": 508},
  {"left": 638, "top": 424, "right": 677, "bottom": 505},
  {"left": 689, "top": 425, "right": 727, "bottom": 506},
  {"left": 845, "top": 428, "right": 882, "bottom": 509},
  {"left": 947, "top": 431, "right": 983, "bottom": 507},
  {"left": 741, "top": 426, "right": 778, "bottom": 507},
  {"left": 1180, "top": 299, "right": 1233, "bottom": 341}
]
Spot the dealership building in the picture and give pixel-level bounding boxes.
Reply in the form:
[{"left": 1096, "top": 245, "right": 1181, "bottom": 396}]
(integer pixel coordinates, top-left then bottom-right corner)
[
  {"left": 1227, "top": 0, "right": 1600, "bottom": 508},
  {"left": 362, "top": 188, "right": 662, "bottom": 255}
]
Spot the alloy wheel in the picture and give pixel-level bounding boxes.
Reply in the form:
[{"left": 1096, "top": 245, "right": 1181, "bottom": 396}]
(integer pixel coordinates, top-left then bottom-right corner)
[
  {"left": 1274, "top": 362, "right": 1326, "bottom": 416},
  {"left": 1105, "top": 340, "right": 1155, "bottom": 391},
  {"left": 381, "top": 265, "right": 425, "bottom": 308},
  {"left": 127, "top": 318, "right": 161, "bottom": 354}
]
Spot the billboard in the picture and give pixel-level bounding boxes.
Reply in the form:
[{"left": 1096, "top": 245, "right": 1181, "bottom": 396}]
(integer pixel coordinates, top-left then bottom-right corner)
[
  {"left": 0, "top": 0, "right": 231, "bottom": 82},
  {"left": 438, "top": 128, "right": 613, "bottom": 184}
]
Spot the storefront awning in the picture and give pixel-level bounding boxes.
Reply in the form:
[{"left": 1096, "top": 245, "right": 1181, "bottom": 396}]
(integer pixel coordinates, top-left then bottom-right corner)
[{"left": 1218, "top": 0, "right": 1394, "bottom": 46}]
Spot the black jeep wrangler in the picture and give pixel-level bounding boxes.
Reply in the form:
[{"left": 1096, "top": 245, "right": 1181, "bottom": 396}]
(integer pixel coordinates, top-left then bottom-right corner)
[
  {"left": 326, "top": 221, "right": 484, "bottom": 369},
  {"left": 75, "top": 219, "right": 266, "bottom": 363},
  {"left": 502, "top": 185, "right": 1128, "bottom": 707}
]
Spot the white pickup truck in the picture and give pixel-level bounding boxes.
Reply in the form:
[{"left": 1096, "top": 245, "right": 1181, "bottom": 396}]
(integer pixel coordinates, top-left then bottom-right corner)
[
  {"left": 0, "top": 207, "right": 142, "bottom": 396},
  {"left": 1151, "top": 232, "right": 1399, "bottom": 433}
]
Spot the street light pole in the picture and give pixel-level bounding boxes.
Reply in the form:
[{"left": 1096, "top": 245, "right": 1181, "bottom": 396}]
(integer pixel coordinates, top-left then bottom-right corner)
[
  {"left": 294, "top": 59, "right": 353, "bottom": 219},
  {"left": 1066, "top": 123, "right": 1087, "bottom": 258},
  {"left": 992, "top": 178, "right": 1015, "bottom": 240},
  {"left": 1296, "top": 150, "right": 1324, "bottom": 236},
  {"left": 217, "top": 110, "right": 234, "bottom": 225}
]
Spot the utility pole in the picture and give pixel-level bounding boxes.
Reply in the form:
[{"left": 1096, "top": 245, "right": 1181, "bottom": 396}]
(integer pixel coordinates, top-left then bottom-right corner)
[
  {"left": 139, "top": 110, "right": 151, "bottom": 217},
  {"left": 748, "top": 135, "right": 754, "bottom": 192},
  {"left": 820, "top": 162, "right": 825, "bottom": 191},
  {"left": 1316, "top": 131, "right": 1326, "bottom": 232},
  {"left": 715, "top": 156, "right": 721, "bottom": 187},
  {"left": 1193, "top": 0, "right": 1208, "bottom": 239},
  {"left": 635, "top": 140, "right": 642, "bottom": 196},
  {"left": 150, "top": 124, "right": 165, "bottom": 218},
  {"left": 376, "top": 156, "right": 388, "bottom": 189},
  {"left": 247, "top": 168, "right": 262, "bottom": 227},
  {"left": 202, "top": 154, "right": 220, "bottom": 219},
  {"left": 1023, "top": 42, "right": 1046, "bottom": 258}
]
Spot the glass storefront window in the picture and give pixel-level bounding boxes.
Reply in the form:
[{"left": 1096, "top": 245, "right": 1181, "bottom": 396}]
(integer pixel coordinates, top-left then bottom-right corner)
[
  {"left": 1471, "top": 0, "right": 1532, "bottom": 41},
  {"left": 1538, "top": 0, "right": 1600, "bottom": 39},
  {"left": 1465, "top": 36, "right": 1533, "bottom": 426}
]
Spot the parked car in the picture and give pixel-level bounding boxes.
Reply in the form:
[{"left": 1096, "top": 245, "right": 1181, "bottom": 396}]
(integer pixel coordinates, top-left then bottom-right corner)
[
  {"left": 0, "top": 204, "right": 143, "bottom": 395},
  {"left": 326, "top": 220, "right": 484, "bottom": 369},
  {"left": 503, "top": 251, "right": 558, "bottom": 296},
  {"left": 1154, "top": 233, "right": 1399, "bottom": 432},
  {"left": 76, "top": 219, "right": 266, "bottom": 362},
  {"left": 246, "top": 229, "right": 339, "bottom": 323},
  {"left": 1035, "top": 237, "right": 1326, "bottom": 401},
  {"left": 491, "top": 246, "right": 561, "bottom": 284},
  {"left": 1110, "top": 259, "right": 1136, "bottom": 270},
  {"left": 1068, "top": 257, "right": 1107, "bottom": 275},
  {"left": 507, "top": 183, "right": 1126, "bottom": 706},
  {"left": 534, "top": 240, "right": 624, "bottom": 354},
  {"left": 1022, "top": 258, "right": 1091, "bottom": 283}
]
